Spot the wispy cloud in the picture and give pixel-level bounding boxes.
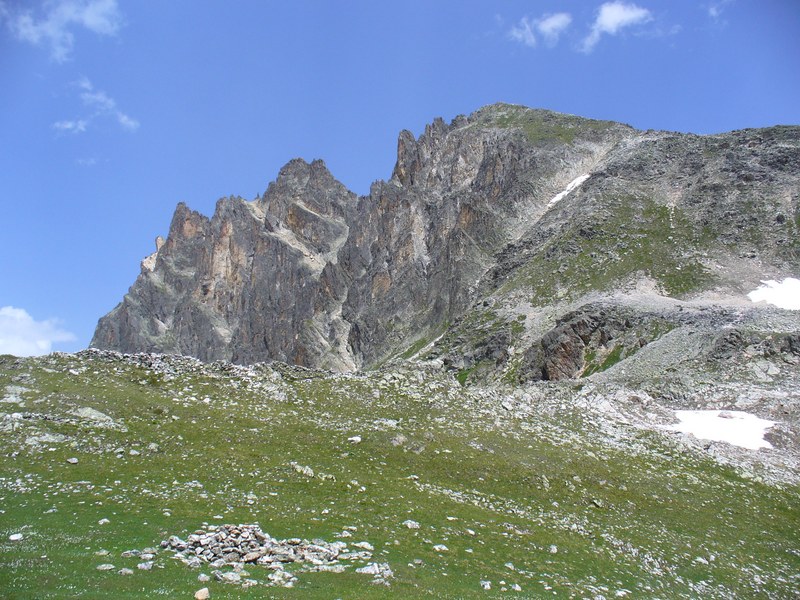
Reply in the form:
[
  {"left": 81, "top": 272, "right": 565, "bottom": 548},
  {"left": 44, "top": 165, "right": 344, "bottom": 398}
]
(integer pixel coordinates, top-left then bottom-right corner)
[
  {"left": 0, "top": 306, "right": 76, "bottom": 356},
  {"left": 116, "top": 112, "right": 139, "bottom": 131},
  {"left": 509, "top": 16, "right": 537, "bottom": 47},
  {"left": 581, "top": 1, "right": 653, "bottom": 52},
  {"left": 53, "top": 118, "right": 88, "bottom": 134},
  {"left": 707, "top": 0, "right": 734, "bottom": 22},
  {"left": 2, "top": 0, "right": 122, "bottom": 62},
  {"left": 537, "top": 13, "right": 573, "bottom": 46},
  {"left": 509, "top": 12, "right": 573, "bottom": 48},
  {"left": 53, "top": 77, "right": 139, "bottom": 134}
]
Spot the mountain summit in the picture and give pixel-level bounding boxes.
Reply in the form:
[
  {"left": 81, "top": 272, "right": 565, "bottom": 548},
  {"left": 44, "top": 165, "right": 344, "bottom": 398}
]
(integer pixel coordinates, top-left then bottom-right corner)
[{"left": 92, "top": 104, "right": 800, "bottom": 380}]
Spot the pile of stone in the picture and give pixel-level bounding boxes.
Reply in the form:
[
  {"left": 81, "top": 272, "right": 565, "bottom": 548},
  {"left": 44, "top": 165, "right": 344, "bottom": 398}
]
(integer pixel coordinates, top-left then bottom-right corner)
[{"left": 162, "top": 524, "right": 380, "bottom": 588}]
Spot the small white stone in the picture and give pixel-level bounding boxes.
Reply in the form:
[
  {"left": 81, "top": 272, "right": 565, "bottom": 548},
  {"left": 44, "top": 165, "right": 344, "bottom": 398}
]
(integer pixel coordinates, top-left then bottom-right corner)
[
  {"left": 402, "top": 519, "right": 420, "bottom": 529},
  {"left": 353, "top": 541, "right": 374, "bottom": 551},
  {"left": 355, "top": 563, "right": 381, "bottom": 575},
  {"left": 9, "top": 533, "right": 23, "bottom": 541},
  {"left": 347, "top": 435, "right": 362, "bottom": 444},
  {"left": 194, "top": 588, "right": 210, "bottom": 600},
  {"left": 433, "top": 544, "right": 448, "bottom": 552},
  {"left": 67, "top": 457, "right": 78, "bottom": 464},
  {"left": 480, "top": 580, "right": 492, "bottom": 590},
  {"left": 98, "top": 518, "right": 110, "bottom": 525}
]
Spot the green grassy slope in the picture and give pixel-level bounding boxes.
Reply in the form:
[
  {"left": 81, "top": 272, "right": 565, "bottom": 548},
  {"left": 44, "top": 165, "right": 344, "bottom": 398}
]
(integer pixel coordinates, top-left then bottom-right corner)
[{"left": 1, "top": 351, "right": 798, "bottom": 598}]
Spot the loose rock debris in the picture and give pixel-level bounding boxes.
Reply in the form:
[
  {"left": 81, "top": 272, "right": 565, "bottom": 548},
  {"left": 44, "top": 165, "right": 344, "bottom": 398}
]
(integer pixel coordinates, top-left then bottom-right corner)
[{"left": 161, "top": 523, "right": 389, "bottom": 588}]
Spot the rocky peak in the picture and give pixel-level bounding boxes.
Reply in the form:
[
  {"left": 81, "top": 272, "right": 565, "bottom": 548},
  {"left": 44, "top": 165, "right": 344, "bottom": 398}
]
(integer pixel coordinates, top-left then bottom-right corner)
[
  {"left": 92, "top": 104, "right": 800, "bottom": 373},
  {"left": 140, "top": 236, "right": 166, "bottom": 272},
  {"left": 261, "top": 158, "right": 355, "bottom": 232}
]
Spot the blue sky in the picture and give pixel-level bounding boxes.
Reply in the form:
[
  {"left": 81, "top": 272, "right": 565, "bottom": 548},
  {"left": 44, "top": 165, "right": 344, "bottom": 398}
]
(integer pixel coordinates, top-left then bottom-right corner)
[{"left": 1, "top": 0, "right": 798, "bottom": 355}]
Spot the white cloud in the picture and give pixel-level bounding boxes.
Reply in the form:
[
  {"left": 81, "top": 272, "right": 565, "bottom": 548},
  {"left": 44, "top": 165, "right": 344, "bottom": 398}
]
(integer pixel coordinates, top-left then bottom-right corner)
[
  {"left": 52, "top": 77, "right": 139, "bottom": 134},
  {"left": 81, "top": 88, "right": 116, "bottom": 112},
  {"left": 116, "top": 112, "right": 139, "bottom": 131},
  {"left": 3, "top": 0, "right": 122, "bottom": 62},
  {"left": 536, "top": 12, "right": 572, "bottom": 45},
  {"left": 0, "top": 306, "right": 76, "bottom": 357},
  {"left": 509, "top": 12, "right": 573, "bottom": 48},
  {"left": 582, "top": 1, "right": 653, "bottom": 52},
  {"left": 53, "top": 118, "right": 88, "bottom": 133},
  {"left": 708, "top": 0, "right": 734, "bottom": 20},
  {"left": 509, "top": 16, "right": 537, "bottom": 47}
]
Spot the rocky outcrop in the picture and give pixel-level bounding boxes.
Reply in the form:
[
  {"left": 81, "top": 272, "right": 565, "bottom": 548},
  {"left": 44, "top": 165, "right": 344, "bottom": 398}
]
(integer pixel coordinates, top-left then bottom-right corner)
[
  {"left": 92, "top": 104, "right": 800, "bottom": 370},
  {"left": 516, "top": 306, "right": 674, "bottom": 382}
]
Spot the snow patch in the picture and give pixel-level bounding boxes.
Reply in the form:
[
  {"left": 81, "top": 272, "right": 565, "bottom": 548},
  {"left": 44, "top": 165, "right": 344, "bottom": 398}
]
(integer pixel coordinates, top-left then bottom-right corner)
[
  {"left": 547, "top": 174, "right": 590, "bottom": 207},
  {"left": 671, "top": 410, "right": 775, "bottom": 450},
  {"left": 747, "top": 278, "right": 800, "bottom": 310}
]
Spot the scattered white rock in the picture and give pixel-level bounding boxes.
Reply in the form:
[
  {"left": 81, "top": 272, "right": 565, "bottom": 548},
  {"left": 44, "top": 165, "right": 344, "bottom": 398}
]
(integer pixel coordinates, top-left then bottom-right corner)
[
  {"left": 291, "top": 462, "right": 314, "bottom": 477},
  {"left": 480, "top": 579, "right": 492, "bottom": 590},
  {"left": 194, "top": 587, "right": 210, "bottom": 600},
  {"left": 402, "top": 519, "right": 420, "bottom": 529},
  {"left": 96, "top": 564, "right": 115, "bottom": 571},
  {"left": 355, "top": 562, "right": 393, "bottom": 581},
  {"left": 67, "top": 457, "right": 78, "bottom": 464},
  {"left": 353, "top": 541, "right": 374, "bottom": 551},
  {"left": 9, "top": 533, "right": 23, "bottom": 541},
  {"left": 98, "top": 518, "right": 110, "bottom": 525},
  {"left": 348, "top": 435, "right": 362, "bottom": 444},
  {"left": 71, "top": 407, "right": 120, "bottom": 429},
  {"left": 217, "top": 572, "right": 240, "bottom": 584},
  {"left": 433, "top": 544, "right": 449, "bottom": 552},
  {"left": 356, "top": 563, "right": 381, "bottom": 575}
]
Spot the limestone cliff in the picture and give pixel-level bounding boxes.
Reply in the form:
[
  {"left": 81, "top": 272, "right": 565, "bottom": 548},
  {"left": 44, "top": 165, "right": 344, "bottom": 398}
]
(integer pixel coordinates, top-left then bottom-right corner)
[{"left": 92, "top": 104, "right": 800, "bottom": 372}]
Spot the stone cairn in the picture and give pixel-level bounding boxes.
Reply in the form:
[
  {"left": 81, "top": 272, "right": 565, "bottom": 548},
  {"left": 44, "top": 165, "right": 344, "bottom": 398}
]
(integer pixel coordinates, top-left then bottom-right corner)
[{"left": 162, "top": 523, "right": 390, "bottom": 588}]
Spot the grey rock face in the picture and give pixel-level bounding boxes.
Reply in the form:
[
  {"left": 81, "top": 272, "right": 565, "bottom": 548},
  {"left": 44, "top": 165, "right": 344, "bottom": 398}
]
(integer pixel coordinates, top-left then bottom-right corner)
[{"left": 92, "top": 104, "right": 800, "bottom": 370}]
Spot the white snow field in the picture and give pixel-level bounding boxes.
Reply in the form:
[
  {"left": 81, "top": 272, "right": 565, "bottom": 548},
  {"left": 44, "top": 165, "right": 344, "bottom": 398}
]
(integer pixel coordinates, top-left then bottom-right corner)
[
  {"left": 672, "top": 410, "right": 776, "bottom": 450},
  {"left": 747, "top": 278, "right": 800, "bottom": 310},
  {"left": 547, "top": 174, "right": 590, "bottom": 207}
]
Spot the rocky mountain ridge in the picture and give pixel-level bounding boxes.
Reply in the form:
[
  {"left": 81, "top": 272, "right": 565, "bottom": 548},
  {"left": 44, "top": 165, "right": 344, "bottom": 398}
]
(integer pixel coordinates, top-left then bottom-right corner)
[
  {"left": 92, "top": 103, "right": 800, "bottom": 381},
  {"left": 9, "top": 103, "right": 799, "bottom": 598}
]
